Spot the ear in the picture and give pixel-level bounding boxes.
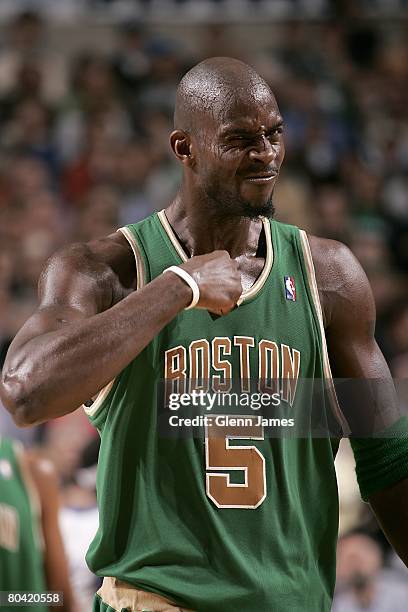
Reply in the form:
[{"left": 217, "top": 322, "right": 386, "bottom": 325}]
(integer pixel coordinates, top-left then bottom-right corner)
[{"left": 170, "top": 130, "right": 195, "bottom": 167}]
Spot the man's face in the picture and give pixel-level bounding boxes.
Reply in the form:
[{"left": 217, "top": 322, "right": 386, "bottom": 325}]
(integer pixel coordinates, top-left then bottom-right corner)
[{"left": 192, "top": 89, "right": 285, "bottom": 219}]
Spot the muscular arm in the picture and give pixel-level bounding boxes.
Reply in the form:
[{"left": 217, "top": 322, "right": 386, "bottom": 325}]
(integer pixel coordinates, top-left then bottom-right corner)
[
  {"left": 310, "top": 236, "right": 408, "bottom": 566},
  {"left": 27, "top": 455, "right": 76, "bottom": 612},
  {"left": 0, "top": 232, "right": 241, "bottom": 426}
]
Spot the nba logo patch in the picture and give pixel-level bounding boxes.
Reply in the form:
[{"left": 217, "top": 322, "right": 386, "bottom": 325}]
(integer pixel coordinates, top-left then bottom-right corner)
[{"left": 284, "top": 276, "right": 296, "bottom": 301}]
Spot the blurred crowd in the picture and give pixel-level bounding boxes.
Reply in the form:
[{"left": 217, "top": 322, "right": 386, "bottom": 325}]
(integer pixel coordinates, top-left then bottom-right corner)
[
  {"left": 2, "top": 0, "right": 408, "bottom": 21},
  {"left": 0, "top": 8, "right": 407, "bottom": 610}
]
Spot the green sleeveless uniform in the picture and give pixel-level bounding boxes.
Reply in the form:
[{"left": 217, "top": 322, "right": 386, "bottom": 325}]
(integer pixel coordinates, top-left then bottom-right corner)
[
  {"left": 86, "top": 212, "right": 344, "bottom": 612},
  {"left": 0, "top": 437, "right": 48, "bottom": 612}
]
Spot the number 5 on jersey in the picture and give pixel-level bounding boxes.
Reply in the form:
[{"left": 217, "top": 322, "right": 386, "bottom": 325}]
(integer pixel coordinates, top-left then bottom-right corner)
[{"left": 205, "top": 415, "right": 266, "bottom": 509}]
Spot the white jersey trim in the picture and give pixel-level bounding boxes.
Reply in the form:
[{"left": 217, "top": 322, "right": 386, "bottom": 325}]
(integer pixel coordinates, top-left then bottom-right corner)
[
  {"left": 299, "top": 230, "right": 350, "bottom": 435},
  {"left": 83, "top": 226, "right": 146, "bottom": 418}
]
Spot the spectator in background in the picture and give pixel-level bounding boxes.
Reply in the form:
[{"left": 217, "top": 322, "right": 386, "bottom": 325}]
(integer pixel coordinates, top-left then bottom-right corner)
[
  {"left": 115, "top": 141, "right": 156, "bottom": 224},
  {"left": 136, "top": 38, "right": 184, "bottom": 116},
  {"left": 112, "top": 20, "right": 151, "bottom": 105},
  {"left": 314, "top": 184, "right": 351, "bottom": 242},
  {"left": 59, "top": 438, "right": 101, "bottom": 610},
  {"left": 0, "top": 11, "right": 44, "bottom": 97},
  {"left": 75, "top": 184, "right": 120, "bottom": 241},
  {"left": 0, "top": 10, "right": 67, "bottom": 104},
  {"left": 56, "top": 53, "right": 131, "bottom": 168},
  {"left": 334, "top": 532, "right": 408, "bottom": 611},
  {"left": 0, "top": 61, "right": 44, "bottom": 126},
  {"left": 1, "top": 98, "right": 58, "bottom": 178}
]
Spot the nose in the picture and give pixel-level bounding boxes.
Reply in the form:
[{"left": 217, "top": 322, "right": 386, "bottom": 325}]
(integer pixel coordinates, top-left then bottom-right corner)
[{"left": 248, "top": 136, "right": 276, "bottom": 164}]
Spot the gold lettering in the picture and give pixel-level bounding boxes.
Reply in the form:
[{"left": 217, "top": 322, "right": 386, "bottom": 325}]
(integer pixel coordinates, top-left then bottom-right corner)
[
  {"left": 189, "top": 339, "right": 210, "bottom": 392},
  {"left": 281, "top": 344, "right": 301, "bottom": 406},
  {"left": 164, "top": 345, "right": 187, "bottom": 397},
  {"left": 234, "top": 336, "right": 255, "bottom": 392},
  {"left": 258, "top": 340, "right": 279, "bottom": 394},
  {"left": 212, "top": 337, "right": 232, "bottom": 392}
]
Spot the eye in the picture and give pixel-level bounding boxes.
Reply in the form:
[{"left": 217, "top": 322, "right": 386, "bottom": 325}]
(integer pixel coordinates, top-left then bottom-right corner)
[
  {"left": 224, "top": 135, "right": 252, "bottom": 150},
  {"left": 228, "top": 135, "right": 249, "bottom": 142},
  {"left": 268, "top": 126, "right": 284, "bottom": 138}
]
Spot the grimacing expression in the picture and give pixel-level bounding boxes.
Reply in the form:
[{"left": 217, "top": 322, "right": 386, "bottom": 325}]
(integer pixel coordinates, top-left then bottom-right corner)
[{"left": 192, "top": 91, "right": 285, "bottom": 219}]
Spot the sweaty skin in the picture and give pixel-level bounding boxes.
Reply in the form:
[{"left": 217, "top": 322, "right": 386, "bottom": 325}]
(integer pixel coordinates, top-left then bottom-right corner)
[{"left": 1, "top": 57, "right": 407, "bottom": 566}]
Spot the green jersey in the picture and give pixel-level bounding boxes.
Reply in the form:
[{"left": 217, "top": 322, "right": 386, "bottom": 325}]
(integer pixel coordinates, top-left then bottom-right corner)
[
  {"left": 0, "top": 437, "right": 48, "bottom": 612},
  {"left": 85, "top": 212, "right": 344, "bottom": 611}
]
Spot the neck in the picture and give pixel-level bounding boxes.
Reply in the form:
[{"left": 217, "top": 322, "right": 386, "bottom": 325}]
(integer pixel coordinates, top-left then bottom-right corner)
[{"left": 166, "top": 188, "right": 262, "bottom": 259}]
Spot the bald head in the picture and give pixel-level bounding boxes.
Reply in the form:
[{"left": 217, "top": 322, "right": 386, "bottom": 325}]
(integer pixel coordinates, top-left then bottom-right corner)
[
  {"left": 174, "top": 57, "right": 274, "bottom": 133},
  {"left": 170, "top": 57, "right": 284, "bottom": 221}
]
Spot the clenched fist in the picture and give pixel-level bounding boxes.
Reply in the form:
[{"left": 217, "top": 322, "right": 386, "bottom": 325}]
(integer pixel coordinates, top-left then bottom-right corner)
[{"left": 179, "top": 251, "right": 242, "bottom": 315}]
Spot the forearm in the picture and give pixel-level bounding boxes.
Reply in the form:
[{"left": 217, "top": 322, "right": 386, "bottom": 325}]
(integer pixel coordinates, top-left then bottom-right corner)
[
  {"left": 1, "top": 273, "right": 190, "bottom": 425},
  {"left": 369, "top": 478, "right": 408, "bottom": 567}
]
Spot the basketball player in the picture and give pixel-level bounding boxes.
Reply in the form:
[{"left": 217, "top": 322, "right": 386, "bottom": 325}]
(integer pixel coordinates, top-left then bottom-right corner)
[
  {"left": 0, "top": 436, "right": 75, "bottom": 611},
  {"left": 1, "top": 58, "right": 408, "bottom": 611}
]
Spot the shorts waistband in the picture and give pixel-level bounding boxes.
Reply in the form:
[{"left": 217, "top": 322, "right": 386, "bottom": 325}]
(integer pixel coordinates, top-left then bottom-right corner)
[{"left": 97, "top": 577, "right": 195, "bottom": 612}]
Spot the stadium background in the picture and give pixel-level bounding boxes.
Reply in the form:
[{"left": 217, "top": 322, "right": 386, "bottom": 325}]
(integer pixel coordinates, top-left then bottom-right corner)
[{"left": 0, "top": 0, "right": 407, "bottom": 609}]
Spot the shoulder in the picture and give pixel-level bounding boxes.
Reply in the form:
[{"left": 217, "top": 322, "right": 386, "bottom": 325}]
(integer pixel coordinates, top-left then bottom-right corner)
[
  {"left": 45, "top": 232, "right": 134, "bottom": 287},
  {"left": 39, "top": 231, "right": 136, "bottom": 311},
  {"left": 307, "top": 234, "right": 375, "bottom": 330},
  {"left": 307, "top": 234, "right": 363, "bottom": 293}
]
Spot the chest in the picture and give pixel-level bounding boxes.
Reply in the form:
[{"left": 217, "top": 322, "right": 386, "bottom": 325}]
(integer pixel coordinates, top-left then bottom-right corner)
[{"left": 236, "top": 253, "right": 266, "bottom": 292}]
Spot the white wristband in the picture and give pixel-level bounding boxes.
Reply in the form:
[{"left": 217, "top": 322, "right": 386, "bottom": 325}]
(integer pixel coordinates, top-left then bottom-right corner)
[{"left": 163, "top": 265, "right": 200, "bottom": 310}]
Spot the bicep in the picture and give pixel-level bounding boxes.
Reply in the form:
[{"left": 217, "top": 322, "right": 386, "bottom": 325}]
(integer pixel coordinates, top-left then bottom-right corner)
[
  {"left": 328, "top": 319, "right": 390, "bottom": 381},
  {"left": 324, "top": 242, "right": 386, "bottom": 379},
  {"left": 324, "top": 244, "right": 398, "bottom": 433}
]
